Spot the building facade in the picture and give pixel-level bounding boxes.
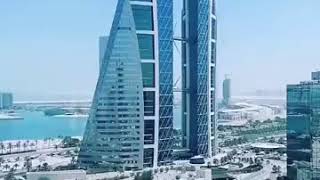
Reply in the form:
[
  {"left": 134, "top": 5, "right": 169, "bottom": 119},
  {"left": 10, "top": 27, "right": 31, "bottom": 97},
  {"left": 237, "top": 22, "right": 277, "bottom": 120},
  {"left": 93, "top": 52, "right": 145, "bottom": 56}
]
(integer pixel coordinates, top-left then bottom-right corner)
[
  {"left": 130, "top": 0, "right": 174, "bottom": 167},
  {"left": 287, "top": 72, "right": 320, "bottom": 179},
  {"left": 99, "top": 36, "right": 108, "bottom": 70},
  {"left": 0, "top": 93, "right": 13, "bottom": 110},
  {"left": 80, "top": 0, "right": 174, "bottom": 170},
  {"left": 181, "top": 0, "right": 217, "bottom": 157},
  {"left": 223, "top": 76, "right": 231, "bottom": 106},
  {"left": 79, "top": 0, "right": 145, "bottom": 171}
]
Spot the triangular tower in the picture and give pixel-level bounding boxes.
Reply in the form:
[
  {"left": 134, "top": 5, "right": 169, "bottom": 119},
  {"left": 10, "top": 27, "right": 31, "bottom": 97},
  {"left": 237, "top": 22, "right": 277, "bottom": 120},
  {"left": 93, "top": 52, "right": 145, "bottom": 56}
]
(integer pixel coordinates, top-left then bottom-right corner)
[{"left": 78, "top": 0, "right": 144, "bottom": 172}]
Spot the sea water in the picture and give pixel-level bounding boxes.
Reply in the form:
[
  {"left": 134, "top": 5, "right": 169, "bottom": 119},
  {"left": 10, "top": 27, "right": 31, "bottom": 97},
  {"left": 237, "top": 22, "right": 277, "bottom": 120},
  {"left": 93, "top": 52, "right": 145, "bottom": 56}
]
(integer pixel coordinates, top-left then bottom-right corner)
[{"left": 0, "top": 108, "right": 182, "bottom": 141}]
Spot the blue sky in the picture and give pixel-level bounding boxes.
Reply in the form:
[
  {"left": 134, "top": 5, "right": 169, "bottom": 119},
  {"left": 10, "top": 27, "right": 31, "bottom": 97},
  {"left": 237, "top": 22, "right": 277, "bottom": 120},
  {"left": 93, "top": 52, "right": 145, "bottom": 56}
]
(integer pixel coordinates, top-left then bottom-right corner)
[{"left": 0, "top": 0, "right": 319, "bottom": 101}]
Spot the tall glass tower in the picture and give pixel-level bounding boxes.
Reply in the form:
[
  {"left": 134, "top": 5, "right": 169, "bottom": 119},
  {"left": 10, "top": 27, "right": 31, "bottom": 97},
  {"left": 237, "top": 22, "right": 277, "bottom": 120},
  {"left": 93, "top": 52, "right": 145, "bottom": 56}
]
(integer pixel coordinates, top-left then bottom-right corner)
[
  {"left": 130, "top": 0, "right": 174, "bottom": 167},
  {"left": 287, "top": 72, "right": 320, "bottom": 179},
  {"left": 80, "top": 0, "right": 174, "bottom": 170},
  {"left": 181, "top": 0, "right": 217, "bottom": 157},
  {"left": 223, "top": 76, "right": 231, "bottom": 106},
  {"left": 78, "top": 0, "right": 144, "bottom": 172}
]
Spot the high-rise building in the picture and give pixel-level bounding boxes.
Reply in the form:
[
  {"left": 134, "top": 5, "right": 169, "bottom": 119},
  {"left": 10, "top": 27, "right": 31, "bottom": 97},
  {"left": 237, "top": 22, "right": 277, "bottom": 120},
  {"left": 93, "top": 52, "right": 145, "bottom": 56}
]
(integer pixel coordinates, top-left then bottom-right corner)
[
  {"left": 99, "top": 36, "right": 108, "bottom": 70},
  {"left": 79, "top": 0, "right": 174, "bottom": 170},
  {"left": 78, "top": 0, "right": 145, "bottom": 171},
  {"left": 223, "top": 75, "right": 231, "bottom": 106},
  {"left": 287, "top": 72, "right": 320, "bottom": 179},
  {"left": 0, "top": 93, "right": 13, "bottom": 110},
  {"left": 181, "top": 0, "right": 217, "bottom": 157},
  {"left": 312, "top": 71, "right": 320, "bottom": 81},
  {"left": 130, "top": 0, "right": 174, "bottom": 167}
]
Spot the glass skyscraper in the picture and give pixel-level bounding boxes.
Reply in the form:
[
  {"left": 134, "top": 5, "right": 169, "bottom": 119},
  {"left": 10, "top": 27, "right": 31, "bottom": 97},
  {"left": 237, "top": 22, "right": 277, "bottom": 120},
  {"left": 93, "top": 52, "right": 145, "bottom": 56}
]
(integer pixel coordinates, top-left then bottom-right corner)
[
  {"left": 79, "top": 0, "right": 174, "bottom": 170},
  {"left": 223, "top": 76, "right": 231, "bottom": 106},
  {"left": 181, "top": 0, "right": 217, "bottom": 157},
  {"left": 78, "top": 0, "right": 144, "bottom": 172},
  {"left": 0, "top": 92, "right": 13, "bottom": 110},
  {"left": 287, "top": 72, "right": 320, "bottom": 180},
  {"left": 130, "top": 0, "right": 174, "bottom": 167}
]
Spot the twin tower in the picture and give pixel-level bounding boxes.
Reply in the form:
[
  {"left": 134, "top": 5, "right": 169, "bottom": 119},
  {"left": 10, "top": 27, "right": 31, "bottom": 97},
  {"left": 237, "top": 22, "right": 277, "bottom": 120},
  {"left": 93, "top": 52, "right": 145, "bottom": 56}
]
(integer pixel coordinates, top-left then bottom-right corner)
[{"left": 78, "top": 0, "right": 217, "bottom": 172}]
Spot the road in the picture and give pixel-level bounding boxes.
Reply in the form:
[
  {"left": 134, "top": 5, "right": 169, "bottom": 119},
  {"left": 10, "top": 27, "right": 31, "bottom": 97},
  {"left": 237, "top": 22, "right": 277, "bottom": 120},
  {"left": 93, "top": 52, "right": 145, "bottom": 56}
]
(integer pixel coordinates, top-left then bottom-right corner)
[{"left": 0, "top": 147, "right": 76, "bottom": 159}]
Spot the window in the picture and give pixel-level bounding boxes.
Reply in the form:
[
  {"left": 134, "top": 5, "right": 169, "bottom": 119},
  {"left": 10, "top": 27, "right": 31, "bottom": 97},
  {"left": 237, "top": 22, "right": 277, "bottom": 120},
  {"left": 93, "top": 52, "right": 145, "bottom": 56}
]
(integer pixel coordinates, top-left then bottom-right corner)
[
  {"left": 131, "top": 0, "right": 152, "bottom": 2},
  {"left": 143, "top": 148, "right": 154, "bottom": 167},
  {"left": 144, "top": 91, "right": 155, "bottom": 116},
  {"left": 211, "top": 18, "right": 216, "bottom": 39},
  {"left": 132, "top": 5, "right": 153, "bottom": 30},
  {"left": 144, "top": 120, "right": 155, "bottom": 144},
  {"left": 211, "top": 91, "right": 215, "bottom": 112},
  {"left": 211, "top": 67, "right": 215, "bottom": 88},
  {"left": 138, "top": 34, "right": 154, "bottom": 59},
  {"left": 142, "top": 63, "right": 155, "bottom": 87},
  {"left": 212, "top": 0, "right": 216, "bottom": 15},
  {"left": 211, "top": 42, "right": 215, "bottom": 64}
]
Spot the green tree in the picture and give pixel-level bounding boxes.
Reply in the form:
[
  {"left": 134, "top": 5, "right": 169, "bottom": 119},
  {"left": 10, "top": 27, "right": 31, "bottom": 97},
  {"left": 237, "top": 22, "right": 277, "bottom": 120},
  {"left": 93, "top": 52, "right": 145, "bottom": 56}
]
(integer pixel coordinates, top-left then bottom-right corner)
[
  {"left": 24, "top": 158, "right": 32, "bottom": 172},
  {"left": 0, "top": 142, "right": 5, "bottom": 154},
  {"left": 42, "top": 162, "right": 50, "bottom": 171},
  {"left": 8, "top": 143, "right": 13, "bottom": 153},
  {"left": 4, "top": 168, "right": 15, "bottom": 180},
  {"left": 13, "top": 163, "right": 19, "bottom": 170},
  {"left": 4, "top": 164, "right": 10, "bottom": 171}
]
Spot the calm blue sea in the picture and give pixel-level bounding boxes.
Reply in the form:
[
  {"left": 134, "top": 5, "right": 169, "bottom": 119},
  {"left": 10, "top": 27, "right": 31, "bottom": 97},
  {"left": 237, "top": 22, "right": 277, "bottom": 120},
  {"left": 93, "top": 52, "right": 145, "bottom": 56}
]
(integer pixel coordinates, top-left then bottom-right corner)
[{"left": 0, "top": 108, "right": 181, "bottom": 141}]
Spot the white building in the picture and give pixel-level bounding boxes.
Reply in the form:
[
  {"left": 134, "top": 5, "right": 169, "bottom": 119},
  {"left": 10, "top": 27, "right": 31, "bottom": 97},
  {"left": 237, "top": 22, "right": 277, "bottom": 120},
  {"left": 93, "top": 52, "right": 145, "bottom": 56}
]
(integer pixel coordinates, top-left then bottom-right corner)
[
  {"left": 26, "top": 170, "right": 86, "bottom": 180},
  {"left": 218, "top": 103, "right": 279, "bottom": 124}
]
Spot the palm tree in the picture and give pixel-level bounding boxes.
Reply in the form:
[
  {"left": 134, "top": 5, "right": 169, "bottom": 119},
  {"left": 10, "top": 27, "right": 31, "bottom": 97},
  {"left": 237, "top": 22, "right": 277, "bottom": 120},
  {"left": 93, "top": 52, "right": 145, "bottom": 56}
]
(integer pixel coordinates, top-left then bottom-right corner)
[
  {"left": 0, "top": 142, "right": 5, "bottom": 154},
  {"left": 4, "top": 168, "right": 15, "bottom": 180},
  {"left": 54, "top": 145, "right": 58, "bottom": 151},
  {"left": 24, "top": 158, "right": 32, "bottom": 172},
  {"left": 13, "top": 163, "right": 19, "bottom": 170},
  {"left": 37, "top": 165, "right": 41, "bottom": 171},
  {"left": 8, "top": 142, "right": 13, "bottom": 153},
  {"left": 4, "top": 164, "right": 10, "bottom": 171},
  {"left": 30, "top": 142, "right": 35, "bottom": 150},
  {"left": 0, "top": 157, "right": 4, "bottom": 165},
  {"left": 42, "top": 162, "right": 49, "bottom": 171},
  {"left": 71, "top": 156, "right": 76, "bottom": 165},
  {"left": 23, "top": 142, "right": 28, "bottom": 151},
  {"left": 16, "top": 141, "right": 21, "bottom": 152}
]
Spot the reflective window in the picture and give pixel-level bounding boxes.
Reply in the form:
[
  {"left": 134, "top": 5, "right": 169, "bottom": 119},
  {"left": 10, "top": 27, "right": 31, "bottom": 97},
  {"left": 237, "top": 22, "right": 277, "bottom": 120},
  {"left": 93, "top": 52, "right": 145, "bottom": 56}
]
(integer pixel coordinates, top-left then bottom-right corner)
[
  {"left": 211, "top": 18, "right": 216, "bottom": 39},
  {"left": 142, "top": 63, "right": 155, "bottom": 87},
  {"left": 211, "top": 42, "right": 215, "bottom": 64},
  {"left": 144, "top": 120, "right": 155, "bottom": 144},
  {"left": 131, "top": 0, "right": 152, "bottom": 2},
  {"left": 211, "top": 66, "right": 215, "bottom": 88},
  {"left": 138, "top": 34, "right": 154, "bottom": 59},
  {"left": 143, "top": 148, "right": 154, "bottom": 168},
  {"left": 212, "top": 0, "right": 216, "bottom": 15},
  {"left": 210, "top": 91, "right": 215, "bottom": 112},
  {"left": 144, "top": 91, "right": 155, "bottom": 116},
  {"left": 132, "top": 5, "right": 153, "bottom": 30}
]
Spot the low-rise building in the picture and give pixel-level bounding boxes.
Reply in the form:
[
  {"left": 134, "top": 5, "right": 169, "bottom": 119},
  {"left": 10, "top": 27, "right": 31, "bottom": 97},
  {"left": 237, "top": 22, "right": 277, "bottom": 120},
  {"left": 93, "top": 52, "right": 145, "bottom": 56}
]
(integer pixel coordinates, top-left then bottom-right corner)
[
  {"left": 26, "top": 170, "right": 86, "bottom": 180},
  {"left": 0, "top": 92, "right": 13, "bottom": 110}
]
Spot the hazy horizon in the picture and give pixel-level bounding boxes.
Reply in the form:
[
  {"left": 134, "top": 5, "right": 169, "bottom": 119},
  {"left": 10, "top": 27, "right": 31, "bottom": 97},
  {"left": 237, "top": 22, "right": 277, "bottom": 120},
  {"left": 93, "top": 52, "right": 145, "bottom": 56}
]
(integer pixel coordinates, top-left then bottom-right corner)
[{"left": 0, "top": 0, "right": 319, "bottom": 101}]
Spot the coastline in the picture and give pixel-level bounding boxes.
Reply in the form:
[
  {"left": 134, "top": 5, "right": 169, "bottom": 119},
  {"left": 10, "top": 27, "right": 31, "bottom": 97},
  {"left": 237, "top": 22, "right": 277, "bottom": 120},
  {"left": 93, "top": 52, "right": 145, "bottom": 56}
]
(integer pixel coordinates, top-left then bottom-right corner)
[
  {"left": 52, "top": 114, "right": 88, "bottom": 118},
  {"left": 0, "top": 136, "right": 82, "bottom": 156},
  {"left": 0, "top": 114, "right": 23, "bottom": 121}
]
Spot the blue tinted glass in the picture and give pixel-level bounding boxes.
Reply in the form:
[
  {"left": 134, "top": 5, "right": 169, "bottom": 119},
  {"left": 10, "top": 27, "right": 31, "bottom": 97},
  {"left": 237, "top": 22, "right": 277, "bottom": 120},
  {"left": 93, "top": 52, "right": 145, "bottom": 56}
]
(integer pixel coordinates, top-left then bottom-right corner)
[
  {"left": 131, "top": 0, "right": 152, "bottom": 1},
  {"left": 142, "top": 63, "right": 155, "bottom": 87},
  {"left": 144, "top": 91, "right": 155, "bottom": 116},
  {"left": 144, "top": 120, "right": 155, "bottom": 144},
  {"left": 132, "top": 5, "right": 153, "bottom": 30},
  {"left": 138, "top": 34, "right": 154, "bottom": 59}
]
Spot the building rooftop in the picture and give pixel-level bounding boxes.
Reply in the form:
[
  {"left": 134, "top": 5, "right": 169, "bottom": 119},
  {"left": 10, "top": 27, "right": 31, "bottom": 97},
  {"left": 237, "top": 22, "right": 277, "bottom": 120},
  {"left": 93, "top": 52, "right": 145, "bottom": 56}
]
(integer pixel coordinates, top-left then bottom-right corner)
[
  {"left": 251, "top": 143, "right": 285, "bottom": 149},
  {"left": 312, "top": 71, "right": 320, "bottom": 80}
]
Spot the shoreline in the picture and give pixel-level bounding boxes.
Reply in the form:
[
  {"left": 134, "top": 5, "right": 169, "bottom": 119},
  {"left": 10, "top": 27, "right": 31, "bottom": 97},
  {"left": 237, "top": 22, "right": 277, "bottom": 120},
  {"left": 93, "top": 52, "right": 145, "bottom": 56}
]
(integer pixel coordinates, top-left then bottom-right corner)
[{"left": 0, "top": 137, "right": 82, "bottom": 158}]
